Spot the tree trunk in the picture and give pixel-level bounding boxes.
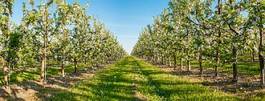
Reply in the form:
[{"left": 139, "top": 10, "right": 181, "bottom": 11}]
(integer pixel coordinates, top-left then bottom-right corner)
[
  {"left": 155, "top": 55, "right": 158, "bottom": 64},
  {"left": 258, "top": 10, "right": 264, "bottom": 86},
  {"left": 41, "top": 5, "right": 49, "bottom": 85},
  {"left": 158, "top": 55, "right": 161, "bottom": 65},
  {"left": 232, "top": 44, "right": 238, "bottom": 83},
  {"left": 169, "top": 56, "right": 172, "bottom": 67},
  {"left": 215, "top": 0, "right": 222, "bottom": 77},
  {"left": 259, "top": 45, "right": 264, "bottom": 86},
  {"left": 41, "top": 36, "right": 47, "bottom": 84},
  {"left": 74, "top": 59, "right": 77, "bottom": 73},
  {"left": 187, "top": 59, "right": 191, "bottom": 72},
  {"left": 215, "top": 50, "right": 219, "bottom": 77},
  {"left": 173, "top": 54, "right": 177, "bottom": 70},
  {"left": 187, "top": 49, "right": 191, "bottom": 72},
  {"left": 157, "top": 55, "right": 160, "bottom": 65},
  {"left": 186, "top": 28, "right": 191, "bottom": 72},
  {"left": 180, "top": 58, "right": 183, "bottom": 70},
  {"left": 161, "top": 56, "right": 164, "bottom": 65},
  {"left": 41, "top": 52, "right": 46, "bottom": 84},
  {"left": 165, "top": 57, "right": 168, "bottom": 65},
  {"left": 252, "top": 48, "right": 255, "bottom": 62},
  {"left": 199, "top": 49, "right": 203, "bottom": 76},
  {"left": 61, "top": 60, "right": 65, "bottom": 77}
]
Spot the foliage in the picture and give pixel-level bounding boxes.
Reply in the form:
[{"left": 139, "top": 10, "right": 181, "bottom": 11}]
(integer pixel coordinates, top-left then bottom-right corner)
[
  {"left": 132, "top": 0, "right": 264, "bottom": 84},
  {"left": 0, "top": 0, "right": 126, "bottom": 85}
]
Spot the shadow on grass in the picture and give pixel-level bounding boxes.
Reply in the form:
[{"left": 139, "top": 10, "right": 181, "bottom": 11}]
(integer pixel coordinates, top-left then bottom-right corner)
[
  {"left": 0, "top": 81, "right": 78, "bottom": 101},
  {"left": 135, "top": 58, "right": 240, "bottom": 101},
  {"left": 0, "top": 56, "right": 241, "bottom": 101},
  {"left": 0, "top": 63, "right": 99, "bottom": 101},
  {"left": 48, "top": 57, "right": 240, "bottom": 101},
  {"left": 49, "top": 57, "right": 144, "bottom": 101}
]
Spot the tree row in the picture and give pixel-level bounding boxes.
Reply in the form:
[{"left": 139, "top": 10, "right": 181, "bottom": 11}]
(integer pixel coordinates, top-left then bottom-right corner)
[
  {"left": 0, "top": 0, "right": 126, "bottom": 85},
  {"left": 132, "top": 0, "right": 264, "bottom": 85}
]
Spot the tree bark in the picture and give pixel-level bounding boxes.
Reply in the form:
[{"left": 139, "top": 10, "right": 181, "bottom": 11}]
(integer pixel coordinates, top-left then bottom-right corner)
[
  {"left": 41, "top": 6, "right": 48, "bottom": 85},
  {"left": 258, "top": 7, "right": 264, "bottom": 86},
  {"left": 252, "top": 48, "right": 256, "bottom": 62},
  {"left": 74, "top": 59, "right": 77, "bottom": 73},
  {"left": 169, "top": 56, "right": 172, "bottom": 67},
  {"left": 161, "top": 56, "right": 164, "bottom": 65},
  {"left": 187, "top": 58, "right": 191, "bottom": 72},
  {"left": 232, "top": 44, "right": 238, "bottom": 83},
  {"left": 215, "top": 0, "right": 222, "bottom": 77},
  {"left": 173, "top": 54, "right": 177, "bottom": 70},
  {"left": 186, "top": 28, "right": 191, "bottom": 72},
  {"left": 215, "top": 50, "right": 219, "bottom": 77},
  {"left": 61, "top": 60, "right": 65, "bottom": 77},
  {"left": 41, "top": 34, "right": 47, "bottom": 84},
  {"left": 199, "top": 49, "right": 203, "bottom": 76},
  {"left": 187, "top": 49, "right": 191, "bottom": 72},
  {"left": 41, "top": 52, "right": 46, "bottom": 84},
  {"left": 180, "top": 58, "right": 183, "bottom": 70}
]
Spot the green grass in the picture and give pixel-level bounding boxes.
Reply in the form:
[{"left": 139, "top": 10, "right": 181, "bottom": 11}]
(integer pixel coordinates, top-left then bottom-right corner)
[
  {"left": 0, "top": 63, "right": 89, "bottom": 85},
  {"left": 50, "top": 56, "right": 239, "bottom": 101},
  {"left": 189, "top": 60, "right": 260, "bottom": 75}
]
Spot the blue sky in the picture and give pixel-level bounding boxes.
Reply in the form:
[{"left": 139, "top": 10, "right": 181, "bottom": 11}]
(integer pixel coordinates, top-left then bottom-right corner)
[{"left": 12, "top": 0, "right": 170, "bottom": 53}]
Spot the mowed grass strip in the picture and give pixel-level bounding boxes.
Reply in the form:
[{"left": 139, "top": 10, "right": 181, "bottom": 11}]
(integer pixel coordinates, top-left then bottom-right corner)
[
  {"left": 50, "top": 57, "right": 240, "bottom": 101},
  {"left": 0, "top": 63, "right": 89, "bottom": 86}
]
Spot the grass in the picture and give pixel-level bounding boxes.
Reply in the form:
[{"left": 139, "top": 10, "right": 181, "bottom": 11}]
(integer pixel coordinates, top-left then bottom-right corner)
[
  {"left": 50, "top": 56, "right": 239, "bottom": 101},
  {"left": 0, "top": 57, "right": 261, "bottom": 86},
  {"left": 0, "top": 63, "right": 89, "bottom": 86},
  {"left": 189, "top": 60, "right": 260, "bottom": 75}
]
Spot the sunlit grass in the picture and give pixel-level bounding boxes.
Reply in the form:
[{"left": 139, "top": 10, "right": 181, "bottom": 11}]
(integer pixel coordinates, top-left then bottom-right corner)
[
  {"left": 1, "top": 57, "right": 263, "bottom": 100},
  {"left": 50, "top": 56, "right": 240, "bottom": 101}
]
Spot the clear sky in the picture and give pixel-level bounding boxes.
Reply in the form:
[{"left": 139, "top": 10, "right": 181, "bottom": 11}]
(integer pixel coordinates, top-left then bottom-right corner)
[{"left": 12, "top": 0, "right": 170, "bottom": 53}]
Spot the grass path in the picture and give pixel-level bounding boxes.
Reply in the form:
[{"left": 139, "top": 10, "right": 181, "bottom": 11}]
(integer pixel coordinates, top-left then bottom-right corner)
[{"left": 51, "top": 56, "right": 239, "bottom": 101}]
